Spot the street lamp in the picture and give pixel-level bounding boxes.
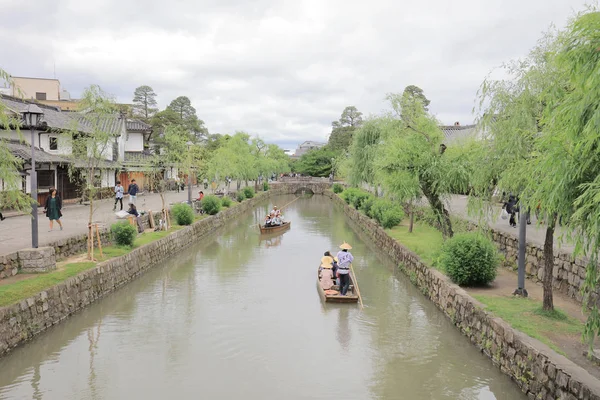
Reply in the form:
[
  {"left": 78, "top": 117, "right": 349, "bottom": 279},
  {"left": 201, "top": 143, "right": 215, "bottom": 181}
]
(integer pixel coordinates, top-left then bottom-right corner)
[
  {"left": 22, "top": 104, "right": 45, "bottom": 248},
  {"left": 186, "top": 141, "right": 193, "bottom": 205}
]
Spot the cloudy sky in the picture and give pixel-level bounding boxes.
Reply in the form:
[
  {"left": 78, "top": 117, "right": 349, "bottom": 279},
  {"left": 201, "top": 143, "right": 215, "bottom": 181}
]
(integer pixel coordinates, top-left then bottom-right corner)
[{"left": 0, "top": 0, "right": 589, "bottom": 150}]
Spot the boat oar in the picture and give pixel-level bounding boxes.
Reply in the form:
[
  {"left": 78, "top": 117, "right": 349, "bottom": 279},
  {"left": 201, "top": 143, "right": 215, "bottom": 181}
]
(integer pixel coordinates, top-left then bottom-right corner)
[
  {"left": 350, "top": 263, "right": 364, "bottom": 309},
  {"left": 279, "top": 196, "right": 300, "bottom": 211}
]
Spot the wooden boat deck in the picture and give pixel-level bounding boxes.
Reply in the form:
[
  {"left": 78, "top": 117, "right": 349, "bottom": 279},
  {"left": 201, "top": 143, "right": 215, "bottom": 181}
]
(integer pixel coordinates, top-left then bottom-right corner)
[
  {"left": 316, "top": 268, "right": 359, "bottom": 303},
  {"left": 258, "top": 221, "right": 291, "bottom": 234}
]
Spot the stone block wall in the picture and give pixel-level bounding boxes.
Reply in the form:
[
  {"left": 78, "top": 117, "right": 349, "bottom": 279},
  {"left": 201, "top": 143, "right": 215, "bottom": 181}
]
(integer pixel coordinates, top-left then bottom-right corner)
[
  {"left": 17, "top": 247, "right": 56, "bottom": 273},
  {"left": 0, "top": 191, "right": 272, "bottom": 357},
  {"left": 486, "top": 227, "right": 591, "bottom": 306},
  {"left": 326, "top": 192, "right": 600, "bottom": 400}
]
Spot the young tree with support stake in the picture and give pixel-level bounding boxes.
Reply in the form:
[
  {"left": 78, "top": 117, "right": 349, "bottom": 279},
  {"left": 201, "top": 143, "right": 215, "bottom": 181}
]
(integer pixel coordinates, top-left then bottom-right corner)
[{"left": 64, "top": 85, "right": 119, "bottom": 260}]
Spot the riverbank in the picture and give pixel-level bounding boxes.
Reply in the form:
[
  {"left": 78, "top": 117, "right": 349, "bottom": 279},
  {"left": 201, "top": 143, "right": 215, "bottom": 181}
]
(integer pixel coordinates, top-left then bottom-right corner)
[{"left": 326, "top": 190, "right": 600, "bottom": 399}]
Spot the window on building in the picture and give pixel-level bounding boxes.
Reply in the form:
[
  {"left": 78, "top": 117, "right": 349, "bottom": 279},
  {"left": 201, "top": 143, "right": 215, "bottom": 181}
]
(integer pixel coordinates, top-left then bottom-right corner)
[
  {"left": 35, "top": 92, "right": 47, "bottom": 100},
  {"left": 37, "top": 170, "right": 55, "bottom": 189},
  {"left": 49, "top": 137, "right": 58, "bottom": 150}
]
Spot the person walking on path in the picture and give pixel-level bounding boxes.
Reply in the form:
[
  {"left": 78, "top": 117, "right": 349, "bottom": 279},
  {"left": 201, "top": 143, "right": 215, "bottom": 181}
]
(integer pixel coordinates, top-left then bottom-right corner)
[
  {"left": 44, "top": 188, "right": 63, "bottom": 231},
  {"left": 113, "top": 181, "right": 124, "bottom": 211},
  {"left": 336, "top": 242, "right": 354, "bottom": 296},
  {"left": 128, "top": 179, "right": 139, "bottom": 205},
  {"left": 503, "top": 195, "right": 519, "bottom": 228}
]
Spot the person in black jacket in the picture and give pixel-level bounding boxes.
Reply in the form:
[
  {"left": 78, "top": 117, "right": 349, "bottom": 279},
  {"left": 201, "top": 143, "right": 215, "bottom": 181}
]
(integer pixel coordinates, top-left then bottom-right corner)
[
  {"left": 44, "top": 188, "right": 63, "bottom": 231},
  {"left": 128, "top": 179, "right": 139, "bottom": 205},
  {"left": 503, "top": 195, "right": 518, "bottom": 228}
]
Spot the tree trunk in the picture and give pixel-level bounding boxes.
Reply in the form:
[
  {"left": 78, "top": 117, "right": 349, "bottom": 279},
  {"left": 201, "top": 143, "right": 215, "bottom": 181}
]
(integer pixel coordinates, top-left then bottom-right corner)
[
  {"left": 421, "top": 182, "right": 453, "bottom": 238},
  {"left": 543, "top": 216, "right": 557, "bottom": 311},
  {"left": 237, "top": 180, "right": 241, "bottom": 190},
  {"left": 409, "top": 203, "right": 414, "bottom": 233},
  {"left": 87, "top": 169, "right": 94, "bottom": 260}
]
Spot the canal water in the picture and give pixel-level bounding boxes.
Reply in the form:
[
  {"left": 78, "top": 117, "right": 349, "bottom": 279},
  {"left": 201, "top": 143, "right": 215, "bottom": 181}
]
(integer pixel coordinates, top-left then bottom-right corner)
[{"left": 0, "top": 195, "right": 525, "bottom": 400}]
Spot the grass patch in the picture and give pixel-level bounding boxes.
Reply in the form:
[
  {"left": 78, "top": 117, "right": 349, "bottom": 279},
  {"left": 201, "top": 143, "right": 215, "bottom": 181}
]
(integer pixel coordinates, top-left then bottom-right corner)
[
  {"left": 474, "top": 295, "right": 583, "bottom": 355},
  {"left": 0, "top": 262, "right": 96, "bottom": 307},
  {"left": 386, "top": 220, "right": 445, "bottom": 266}
]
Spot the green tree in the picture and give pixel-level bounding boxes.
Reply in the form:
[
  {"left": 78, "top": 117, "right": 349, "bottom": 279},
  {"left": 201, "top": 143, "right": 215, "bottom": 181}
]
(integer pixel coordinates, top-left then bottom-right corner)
[
  {"left": 374, "top": 90, "right": 470, "bottom": 238},
  {"left": 529, "top": 10, "right": 600, "bottom": 346},
  {"left": 401, "top": 85, "right": 430, "bottom": 119},
  {"left": 295, "top": 146, "right": 336, "bottom": 177},
  {"left": 207, "top": 132, "right": 256, "bottom": 189},
  {"left": 472, "top": 26, "right": 568, "bottom": 311},
  {"left": 0, "top": 69, "right": 32, "bottom": 212},
  {"left": 328, "top": 106, "right": 363, "bottom": 152},
  {"left": 132, "top": 85, "right": 158, "bottom": 121},
  {"left": 166, "top": 96, "right": 208, "bottom": 140},
  {"left": 64, "top": 85, "right": 119, "bottom": 259}
]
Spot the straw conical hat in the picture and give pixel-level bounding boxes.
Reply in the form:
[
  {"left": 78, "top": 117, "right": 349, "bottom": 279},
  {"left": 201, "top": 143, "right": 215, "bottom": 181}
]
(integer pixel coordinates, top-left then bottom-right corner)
[
  {"left": 320, "top": 256, "right": 333, "bottom": 268},
  {"left": 339, "top": 242, "right": 352, "bottom": 250}
]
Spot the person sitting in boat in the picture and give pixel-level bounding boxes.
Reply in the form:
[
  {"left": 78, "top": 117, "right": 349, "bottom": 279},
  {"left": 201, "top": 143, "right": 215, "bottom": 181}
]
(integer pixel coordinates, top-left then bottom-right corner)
[
  {"left": 319, "top": 256, "right": 335, "bottom": 290},
  {"left": 324, "top": 251, "right": 339, "bottom": 282},
  {"left": 270, "top": 206, "right": 283, "bottom": 219},
  {"left": 271, "top": 215, "right": 282, "bottom": 226},
  {"left": 264, "top": 214, "right": 273, "bottom": 227},
  {"left": 336, "top": 242, "right": 354, "bottom": 296}
]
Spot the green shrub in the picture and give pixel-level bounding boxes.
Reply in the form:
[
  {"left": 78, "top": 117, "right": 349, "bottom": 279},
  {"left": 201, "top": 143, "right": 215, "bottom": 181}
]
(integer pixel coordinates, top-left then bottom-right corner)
[
  {"left": 111, "top": 222, "right": 137, "bottom": 247},
  {"left": 202, "top": 195, "right": 222, "bottom": 215},
  {"left": 236, "top": 191, "right": 245, "bottom": 202},
  {"left": 332, "top": 183, "right": 344, "bottom": 194},
  {"left": 172, "top": 203, "right": 194, "bottom": 225},
  {"left": 221, "top": 196, "right": 232, "bottom": 207},
  {"left": 381, "top": 204, "right": 404, "bottom": 229},
  {"left": 369, "top": 198, "right": 388, "bottom": 224},
  {"left": 341, "top": 188, "right": 361, "bottom": 205},
  {"left": 242, "top": 186, "right": 255, "bottom": 199},
  {"left": 352, "top": 191, "right": 371, "bottom": 210},
  {"left": 263, "top": 182, "right": 269, "bottom": 191},
  {"left": 359, "top": 196, "right": 375, "bottom": 216},
  {"left": 440, "top": 233, "right": 499, "bottom": 286}
]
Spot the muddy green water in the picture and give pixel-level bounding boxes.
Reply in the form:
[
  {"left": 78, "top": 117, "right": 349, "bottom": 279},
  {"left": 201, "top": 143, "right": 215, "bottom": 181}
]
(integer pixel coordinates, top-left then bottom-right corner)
[{"left": 0, "top": 195, "right": 525, "bottom": 400}]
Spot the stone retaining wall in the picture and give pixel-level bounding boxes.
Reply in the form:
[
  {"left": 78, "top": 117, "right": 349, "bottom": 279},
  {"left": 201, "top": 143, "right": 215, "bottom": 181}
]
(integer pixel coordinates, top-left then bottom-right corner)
[
  {"left": 486, "top": 227, "right": 591, "bottom": 306},
  {"left": 0, "top": 191, "right": 273, "bottom": 357},
  {"left": 326, "top": 191, "right": 600, "bottom": 400}
]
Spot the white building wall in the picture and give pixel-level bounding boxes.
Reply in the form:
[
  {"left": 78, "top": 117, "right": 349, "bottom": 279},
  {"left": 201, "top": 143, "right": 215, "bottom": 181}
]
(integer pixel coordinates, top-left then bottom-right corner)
[
  {"left": 101, "top": 169, "right": 115, "bottom": 188},
  {"left": 0, "top": 129, "right": 41, "bottom": 147},
  {"left": 125, "top": 132, "right": 144, "bottom": 152},
  {"left": 39, "top": 133, "right": 72, "bottom": 155}
]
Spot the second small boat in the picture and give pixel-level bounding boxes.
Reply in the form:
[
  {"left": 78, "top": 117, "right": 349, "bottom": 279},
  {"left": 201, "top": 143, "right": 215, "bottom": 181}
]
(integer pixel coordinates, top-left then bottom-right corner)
[{"left": 258, "top": 221, "right": 291, "bottom": 234}]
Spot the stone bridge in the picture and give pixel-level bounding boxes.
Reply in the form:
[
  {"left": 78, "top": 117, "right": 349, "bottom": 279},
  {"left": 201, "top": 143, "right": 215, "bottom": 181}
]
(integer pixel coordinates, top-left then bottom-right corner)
[{"left": 270, "top": 179, "right": 332, "bottom": 195}]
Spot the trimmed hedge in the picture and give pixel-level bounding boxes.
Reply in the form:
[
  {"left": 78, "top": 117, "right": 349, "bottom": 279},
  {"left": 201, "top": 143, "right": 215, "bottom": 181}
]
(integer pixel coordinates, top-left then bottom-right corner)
[
  {"left": 339, "top": 188, "right": 403, "bottom": 229},
  {"left": 172, "top": 203, "right": 194, "bottom": 225},
  {"left": 202, "top": 195, "right": 222, "bottom": 215},
  {"left": 440, "top": 233, "right": 499, "bottom": 286},
  {"left": 111, "top": 222, "right": 137, "bottom": 247},
  {"left": 263, "top": 182, "right": 269, "bottom": 191},
  {"left": 236, "top": 191, "right": 245, "bottom": 202},
  {"left": 221, "top": 196, "right": 232, "bottom": 207},
  {"left": 332, "top": 183, "right": 344, "bottom": 194},
  {"left": 243, "top": 186, "right": 255, "bottom": 199}
]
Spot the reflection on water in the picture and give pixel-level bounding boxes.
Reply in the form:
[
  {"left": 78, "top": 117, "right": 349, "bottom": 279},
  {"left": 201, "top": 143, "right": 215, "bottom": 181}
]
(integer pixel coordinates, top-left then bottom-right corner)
[{"left": 0, "top": 195, "right": 525, "bottom": 400}]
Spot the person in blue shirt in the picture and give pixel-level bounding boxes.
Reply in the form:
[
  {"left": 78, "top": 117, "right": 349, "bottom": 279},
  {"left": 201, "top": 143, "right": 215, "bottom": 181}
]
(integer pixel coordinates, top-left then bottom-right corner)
[{"left": 128, "top": 179, "right": 139, "bottom": 205}]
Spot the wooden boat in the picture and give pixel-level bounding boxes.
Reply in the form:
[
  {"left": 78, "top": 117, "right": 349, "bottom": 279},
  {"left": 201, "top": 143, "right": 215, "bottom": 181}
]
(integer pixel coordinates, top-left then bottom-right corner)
[
  {"left": 258, "top": 221, "right": 291, "bottom": 234},
  {"left": 316, "top": 266, "right": 359, "bottom": 303}
]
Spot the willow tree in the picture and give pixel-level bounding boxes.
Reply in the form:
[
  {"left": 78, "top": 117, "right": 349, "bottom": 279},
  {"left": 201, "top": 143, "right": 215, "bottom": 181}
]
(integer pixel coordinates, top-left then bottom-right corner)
[
  {"left": 374, "top": 90, "right": 470, "bottom": 238},
  {"left": 207, "top": 132, "right": 256, "bottom": 190},
  {"left": 533, "top": 10, "right": 600, "bottom": 346},
  {"left": 0, "top": 69, "right": 32, "bottom": 212},
  {"left": 473, "top": 22, "right": 574, "bottom": 311},
  {"left": 66, "top": 85, "right": 118, "bottom": 259}
]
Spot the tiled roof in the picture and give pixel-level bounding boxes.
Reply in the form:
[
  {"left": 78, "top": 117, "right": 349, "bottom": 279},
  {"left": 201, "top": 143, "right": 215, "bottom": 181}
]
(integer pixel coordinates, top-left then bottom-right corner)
[
  {"left": 440, "top": 125, "right": 479, "bottom": 144},
  {"left": 1, "top": 95, "right": 125, "bottom": 136},
  {"left": 5, "top": 140, "right": 70, "bottom": 164},
  {"left": 1, "top": 95, "right": 84, "bottom": 132},
  {"left": 126, "top": 119, "right": 151, "bottom": 132}
]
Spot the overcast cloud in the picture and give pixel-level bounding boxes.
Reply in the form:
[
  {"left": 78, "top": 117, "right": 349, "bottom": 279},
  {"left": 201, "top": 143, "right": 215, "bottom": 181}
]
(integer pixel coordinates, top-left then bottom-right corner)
[{"left": 0, "top": 0, "right": 589, "bottom": 150}]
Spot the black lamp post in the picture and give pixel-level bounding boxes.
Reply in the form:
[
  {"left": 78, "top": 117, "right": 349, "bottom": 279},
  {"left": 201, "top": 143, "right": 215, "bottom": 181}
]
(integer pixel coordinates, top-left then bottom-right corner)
[
  {"left": 22, "top": 104, "right": 45, "bottom": 248},
  {"left": 186, "top": 141, "right": 193, "bottom": 205}
]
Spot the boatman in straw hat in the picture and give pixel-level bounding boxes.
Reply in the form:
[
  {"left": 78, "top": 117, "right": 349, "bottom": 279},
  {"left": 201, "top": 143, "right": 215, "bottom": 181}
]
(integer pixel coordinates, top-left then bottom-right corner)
[{"left": 336, "top": 242, "right": 354, "bottom": 296}]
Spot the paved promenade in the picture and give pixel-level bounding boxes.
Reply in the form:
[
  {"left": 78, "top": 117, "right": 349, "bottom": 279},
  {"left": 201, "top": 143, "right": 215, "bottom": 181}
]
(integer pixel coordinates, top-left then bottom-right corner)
[{"left": 0, "top": 189, "right": 194, "bottom": 256}]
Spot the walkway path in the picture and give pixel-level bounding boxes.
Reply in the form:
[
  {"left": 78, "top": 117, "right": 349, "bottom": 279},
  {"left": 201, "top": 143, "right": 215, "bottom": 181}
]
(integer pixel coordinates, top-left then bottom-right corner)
[{"left": 0, "top": 189, "right": 194, "bottom": 256}]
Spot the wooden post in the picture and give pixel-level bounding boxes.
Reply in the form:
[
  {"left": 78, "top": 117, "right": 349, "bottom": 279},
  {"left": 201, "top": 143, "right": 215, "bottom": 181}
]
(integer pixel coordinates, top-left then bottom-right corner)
[
  {"left": 87, "top": 224, "right": 92, "bottom": 259},
  {"left": 165, "top": 209, "right": 171, "bottom": 231},
  {"left": 148, "top": 210, "right": 155, "bottom": 229},
  {"left": 95, "top": 224, "right": 103, "bottom": 258},
  {"left": 89, "top": 224, "right": 94, "bottom": 261}
]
